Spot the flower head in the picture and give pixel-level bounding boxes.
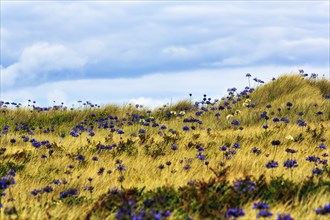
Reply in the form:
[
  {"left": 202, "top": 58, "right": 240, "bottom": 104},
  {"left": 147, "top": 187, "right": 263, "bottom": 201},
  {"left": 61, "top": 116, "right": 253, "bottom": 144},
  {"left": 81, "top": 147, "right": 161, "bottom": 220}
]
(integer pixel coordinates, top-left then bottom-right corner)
[
  {"left": 227, "top": 208, "right": 245, "bottom": 218},
  {"left": 283, "top": 159, "right": 298, "bottom": 169}
]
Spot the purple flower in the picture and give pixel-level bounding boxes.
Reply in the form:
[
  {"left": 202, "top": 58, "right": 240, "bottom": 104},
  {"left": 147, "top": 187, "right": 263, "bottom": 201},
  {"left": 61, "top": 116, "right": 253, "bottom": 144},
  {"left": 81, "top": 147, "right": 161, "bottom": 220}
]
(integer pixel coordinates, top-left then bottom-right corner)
[
  {"left": 312, "top": 168, "right": 323, "bottom": 176},
  {"left": 234, "top": 177, "right": 255, "bottom": 193},
  {"left": 257, "top": 210, "right": 273, "bottom": 218},
  {"left": 296, "top": 119, "right": 307, "bottom": 127},
  {"left": 76, "top": 154, "right": 85, "bottom": 161},
  {"left": 253, "top": 202, "right": 269, "bottom": 210},
  {"left": 182, "top": 126, "right": 190, "bottom": 131},
  {"left": 171, "top": 145, "right": 178, "bottom": 150},
  {"left": 232, "top": 143, "right": 241, "bottom": 149},
  {"left": 276, "top": 213, "right": 294, "bottom": 220},
  {"left": 252, "top": 147, "right": 261, "bottom": 154},
  {"left": 59, "top": 188, "right": 78, "bottom": 199},
  {"left": 315, "top": 203, "right": 330, "bottom": 215},
  {"left": 306, "top": 156, "right": 320, "bottom": 163},
  {"left": 116, "top": 164, "right": 127, "bottom": 172},
  {"left": 231, "top": 120, "right": 240, "bottom": 126},
  {"left": 318, "top": 144, "right": 327, "bottom": 150},
  {"left": 227, "top": 208, "right": 245, "bottom": 218},
  {"left": 265, "top": 160, "right": 278, "bottom": 168},
  {"left": 283, "top": 159, "right": 298, "bottom": 169},
  {"left": 219, "top": 146, "right": 227, "bottom": 151}
]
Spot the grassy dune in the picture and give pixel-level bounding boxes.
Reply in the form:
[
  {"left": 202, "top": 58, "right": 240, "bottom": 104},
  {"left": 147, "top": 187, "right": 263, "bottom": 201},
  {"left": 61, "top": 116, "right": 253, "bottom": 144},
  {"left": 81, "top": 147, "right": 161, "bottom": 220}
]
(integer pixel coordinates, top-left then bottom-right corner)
[{"left": 0, "top": 74, "right": 329, "bottom": 219}]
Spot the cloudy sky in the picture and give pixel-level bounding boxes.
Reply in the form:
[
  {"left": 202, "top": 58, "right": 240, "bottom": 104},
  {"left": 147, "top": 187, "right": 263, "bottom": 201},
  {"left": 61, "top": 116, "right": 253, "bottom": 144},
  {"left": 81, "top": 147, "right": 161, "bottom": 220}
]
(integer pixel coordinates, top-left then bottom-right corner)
[{"left": 1, "top": 1, "right": 329, "bottom": 108}]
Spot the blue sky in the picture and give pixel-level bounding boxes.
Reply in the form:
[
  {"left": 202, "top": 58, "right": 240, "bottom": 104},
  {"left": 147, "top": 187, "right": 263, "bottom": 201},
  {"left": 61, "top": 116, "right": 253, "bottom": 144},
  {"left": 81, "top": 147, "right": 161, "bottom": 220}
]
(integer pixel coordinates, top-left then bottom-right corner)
[{"left": 1, "top": 1, "right": 329, "bottom": 107}]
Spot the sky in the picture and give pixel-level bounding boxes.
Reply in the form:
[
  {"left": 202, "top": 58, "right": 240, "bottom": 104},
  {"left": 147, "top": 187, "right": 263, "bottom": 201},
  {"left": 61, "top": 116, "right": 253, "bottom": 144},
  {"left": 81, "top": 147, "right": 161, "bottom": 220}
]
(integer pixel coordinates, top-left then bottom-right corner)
[{"left": 1, "top": 1, "right": 329, "bottom": 108}]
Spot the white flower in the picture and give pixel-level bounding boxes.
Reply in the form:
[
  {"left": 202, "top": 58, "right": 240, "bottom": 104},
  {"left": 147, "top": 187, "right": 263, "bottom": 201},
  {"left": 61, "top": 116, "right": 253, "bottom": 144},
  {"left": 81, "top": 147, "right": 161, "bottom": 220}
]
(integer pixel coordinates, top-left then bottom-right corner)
[
  {"left": 226, "top": 114, "right": 234, "bottom": 120},
  {"left": 285, "top": 135, "right": 294, "bottom": 141}
]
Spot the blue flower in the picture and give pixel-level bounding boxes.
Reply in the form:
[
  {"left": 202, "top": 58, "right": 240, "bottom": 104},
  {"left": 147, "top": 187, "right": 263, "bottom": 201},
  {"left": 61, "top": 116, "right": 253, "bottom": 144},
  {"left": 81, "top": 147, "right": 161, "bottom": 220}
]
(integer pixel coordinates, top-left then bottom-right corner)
[
  {"left": 276, "top": 213, "right": 294, "bottom": 220},
  {"left": 232, "top": 143, "right": 241, "bottom": 149},
  {"left": 252, "top": 147, "right": 261, "bottom": 154},
  {"left": 59, "top": 188, "right": 78, "bottom": 199},
  {"left": 234, "top": 177, "right": 255, "bottom": 193},
  {"left": 138, "top": 129, "right": 146, "bottom": 134},
  {"left": 283, "top": 159, "right": 298, "bottom": 169},
  {"left": 312, "top": 168, "right": 323, "bottom": 176},
  {"left": 265, "top": 160, "right": 278, "bottom": 168},
  {"left": 116, "top": 164, "right": 127, "bottom": 172},
  {"left": 315, "top": 203, "right": 330, "bottom": 215},
  {"left": 231, "top": 120, "right": 240, "bottom": 126},
  {"left": 227, "top": 208, "right": 245, "bottom": 218},
  {"left": 76, "top": 154, "right": 85, "bottom": 161},
  {"left": 253, "top": 202, "right": 269, "bottom": 210},
  {"left": 296, "top": 119, "right": 307, "bottom": 127},
  {"left": 318, "top": 144, "right": 327, "bottom": 150},
  {"left": 6, "top": 170, "right": 16, "bottom": 177},
  {"left": 219, "top": 146, "right": 227, "bottom": 151},
  {"left": 43, "top": 186, "right": 53, "bottom": 193},
  {"left": 171, "top": 145, "right": 178, "bottom": 150},
  {"left": 257, "top": 210, "right": 273, "bottom": 218},
  {"left": 182, "top": 126, "right": 190, "bottom": 131},
  {"left": 306, "top": 155, "right": 320, "bottom": 162}
]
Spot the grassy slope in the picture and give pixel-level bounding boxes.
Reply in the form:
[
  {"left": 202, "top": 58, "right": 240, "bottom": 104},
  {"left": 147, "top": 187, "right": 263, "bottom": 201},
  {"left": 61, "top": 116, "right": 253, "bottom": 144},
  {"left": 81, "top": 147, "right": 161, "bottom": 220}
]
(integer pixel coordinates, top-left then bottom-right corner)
[{"left": 0, "top": 75, "right": 329, "bottom": 219}]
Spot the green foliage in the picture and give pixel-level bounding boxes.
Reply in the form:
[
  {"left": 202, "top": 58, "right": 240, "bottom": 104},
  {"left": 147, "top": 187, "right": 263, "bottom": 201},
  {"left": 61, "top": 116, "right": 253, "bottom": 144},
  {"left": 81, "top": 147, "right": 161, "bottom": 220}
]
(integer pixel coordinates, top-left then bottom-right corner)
[{"left": 0, "top": 161, "right": 25, "bottom": 177}]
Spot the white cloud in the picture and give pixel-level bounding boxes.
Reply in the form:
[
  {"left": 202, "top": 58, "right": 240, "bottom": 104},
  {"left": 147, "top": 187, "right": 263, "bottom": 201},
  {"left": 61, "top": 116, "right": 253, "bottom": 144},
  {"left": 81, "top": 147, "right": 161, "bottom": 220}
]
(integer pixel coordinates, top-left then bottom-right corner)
[
  {"left": 1, "top": 1, "right": 329, "bottom": 94},
  {"left": 1, "top": 42, "right": 87, "bottom": 88}
]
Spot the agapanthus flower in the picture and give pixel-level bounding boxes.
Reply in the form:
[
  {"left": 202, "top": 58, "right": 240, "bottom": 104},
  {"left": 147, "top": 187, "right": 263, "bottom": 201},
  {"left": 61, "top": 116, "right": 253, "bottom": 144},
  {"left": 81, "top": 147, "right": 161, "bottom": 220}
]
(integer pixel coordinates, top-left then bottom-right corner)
[
  {"left": 59, "top": 188, "right": 78, "bottom": 199},
  {"left": 0, "top": 176, "right": 16, "bottom": 190},
  {"left": 296, "top": 119, "right": 307, "bottom": 127},
  {"left": 232, "top": 143, "right": 241, "bottom": 149},
  {"left": 92, "top": 156, "right": 99, "bottom": 161},
  {"left": 117, "top": 129, "right": 124, "bottom": 135},
  {"left": 286, "top": 102, "right": 293, "bottom": 107},
  {"left": 227, "top": 208, "right": 245, "bottom": 218},
  {"left": 271, "top": 140, "right": 281, "bottom": 146},
  {"left": 108, "top": 187, "right": 122, "bottom": 195},
  {"left": 182, "top": 126, "right": 190, "bottom": 131},
  {"left": 10, "top": 138, "right": 16, "bottom": 144},
  {"left": 253, "top": 202, "right": 269, "bottom": 210},
  {"left": 283, "top": 159, "right": 298, "bottom": 169},
  {"left": 315, "top": 203, "right": 330, "bottom": 215},
  {"left": 231, "top": 120, "right": 240, "bottom": 126},
  {"left": 195, "top": 153, "right": 206, "bottom": 161},
  {"left": 6, "top": 170, "right": 16, "bottom": 177},
  {"left": 43, "top": 186, "right": 53, "bottom": 193},
  {"left": 257, "top": 210, "right": 273, "bottom": 218},
  {"left": 318, "top": 144, "right": 327, "bottom": 150},
  {"left": 30, "top": 189, "right": 43, "bottom": 196},
  {"left": 234, "top": 177, "right": 255, "bottom": 193},
  {"left": 252, "top": 147, "right": 261, "bottom": 154},
  {"left": 171, "top": 145, "right": 178, "bottom": 150},
  {"left": 76, "top": 154, "right": 85, "bottom": 161},
  {"left": 265, "top": 160, "right": 278, "bottom": 168},
  {"left": 219, "top": 146, "right": 227, "bottom": 151},
  {"left": 306, "top": 156, "right": 320, "bottom": 163},
  {"left": 312, "top": 168, "right": 323, "bottom": 176},
  {"left": 273, "top": 118, "right": 280, "bottom": 123},
  {"left": 183, "top": 164, "right": 191, "bottom": 170},
  {"left": 276, "top": 213, "right": 294, "bottom": 220},
  {"left": 285, "top": 148, "right": 297, "bottom": 154},
  {"left": 116, "top": 164, "right": 127, "bottom": 172},
  {"left": 52, "top": 179, "right": 61, "bottom": 185},
  {"left": 84, "top": 186, "right": 94, "bottom": 192}
]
